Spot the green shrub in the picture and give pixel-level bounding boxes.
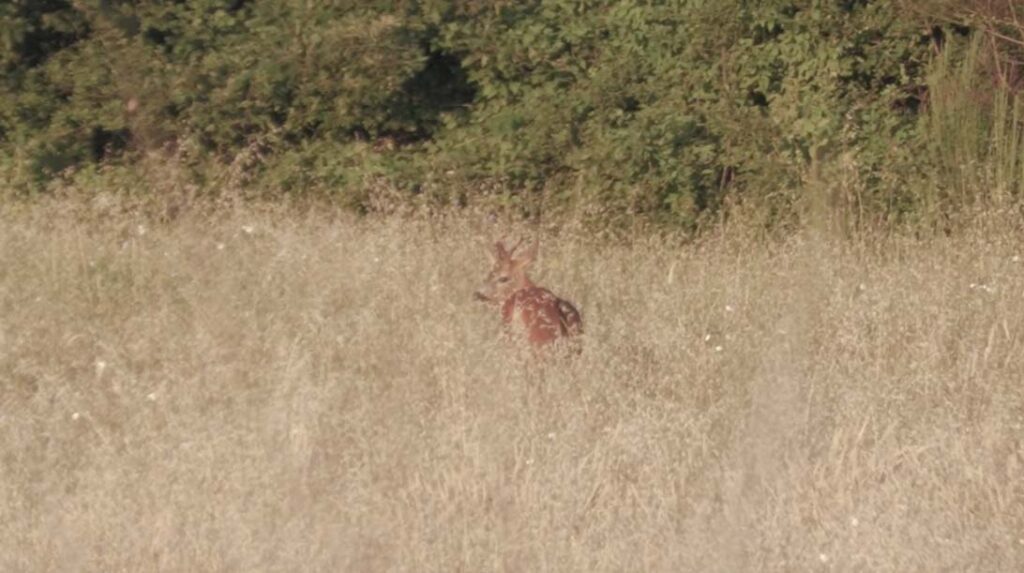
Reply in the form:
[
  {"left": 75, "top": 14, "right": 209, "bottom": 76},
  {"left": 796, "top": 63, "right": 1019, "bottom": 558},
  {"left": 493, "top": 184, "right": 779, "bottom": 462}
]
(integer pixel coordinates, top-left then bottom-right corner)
[{"left": 1, "top": 0, "right": 1021, "bottom": 232}]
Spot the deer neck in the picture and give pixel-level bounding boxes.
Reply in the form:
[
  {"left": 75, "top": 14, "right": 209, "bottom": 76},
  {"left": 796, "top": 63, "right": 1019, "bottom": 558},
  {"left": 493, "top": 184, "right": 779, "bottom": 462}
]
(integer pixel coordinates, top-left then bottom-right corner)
[
  {"left": 514, "top": 274, "right": 535, "bottom": 293},
  {"left": 499, "top": 275, "right": 536, "bottom": 308}
]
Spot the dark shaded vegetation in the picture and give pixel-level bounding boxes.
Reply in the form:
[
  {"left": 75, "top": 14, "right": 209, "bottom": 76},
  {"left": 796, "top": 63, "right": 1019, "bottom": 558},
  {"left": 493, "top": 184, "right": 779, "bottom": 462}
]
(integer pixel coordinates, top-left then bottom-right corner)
[{"left": 1, "top": 0, "right": 1022, "bottom": 231}]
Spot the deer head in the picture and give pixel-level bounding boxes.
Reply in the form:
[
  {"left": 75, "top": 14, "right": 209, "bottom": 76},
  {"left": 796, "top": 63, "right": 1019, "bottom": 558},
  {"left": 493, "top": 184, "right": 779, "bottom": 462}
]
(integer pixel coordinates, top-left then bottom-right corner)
[{"left": 473, "top": 239, "right": 538, "bottom": 304}]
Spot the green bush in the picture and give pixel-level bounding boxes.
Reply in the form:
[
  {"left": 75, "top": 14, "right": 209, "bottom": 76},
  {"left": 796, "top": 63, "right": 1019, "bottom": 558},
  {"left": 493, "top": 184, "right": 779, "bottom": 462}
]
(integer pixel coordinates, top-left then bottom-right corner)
[
  {"left": 1, "top": 0, "right": 1021, "bottom": 231},
  {"left": 426, "top": 0, "right": 936, "bottom": 228}
]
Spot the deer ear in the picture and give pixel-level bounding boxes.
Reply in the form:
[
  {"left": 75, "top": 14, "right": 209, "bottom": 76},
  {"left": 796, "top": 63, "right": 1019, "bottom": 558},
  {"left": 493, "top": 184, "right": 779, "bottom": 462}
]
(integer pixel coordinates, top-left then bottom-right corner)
[
  {"left": 492, "top": 241, "right": 509, "bottom": 262},
  {"left": 516, "top": 239, "right": 539, "bottom": 266}
]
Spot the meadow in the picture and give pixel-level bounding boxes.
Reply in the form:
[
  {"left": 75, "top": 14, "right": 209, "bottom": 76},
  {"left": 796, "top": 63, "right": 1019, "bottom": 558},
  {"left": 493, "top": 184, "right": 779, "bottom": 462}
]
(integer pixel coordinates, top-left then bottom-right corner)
[{"left": 2, "top": 199, "right": 1023, "bottom": 571}]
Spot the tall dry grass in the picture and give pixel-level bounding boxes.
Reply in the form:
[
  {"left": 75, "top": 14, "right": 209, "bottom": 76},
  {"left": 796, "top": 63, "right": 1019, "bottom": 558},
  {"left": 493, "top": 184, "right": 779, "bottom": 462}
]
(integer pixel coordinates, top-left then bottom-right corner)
[{"left": 1, "top": 200, "right": 1023, "bottom": 572}]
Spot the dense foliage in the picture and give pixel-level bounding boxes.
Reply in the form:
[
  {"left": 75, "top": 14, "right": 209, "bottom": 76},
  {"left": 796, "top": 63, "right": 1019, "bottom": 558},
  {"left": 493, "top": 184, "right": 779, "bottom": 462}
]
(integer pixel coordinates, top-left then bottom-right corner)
[{"left": 1, "top": 0, "right": 1022, "bottom": 229}]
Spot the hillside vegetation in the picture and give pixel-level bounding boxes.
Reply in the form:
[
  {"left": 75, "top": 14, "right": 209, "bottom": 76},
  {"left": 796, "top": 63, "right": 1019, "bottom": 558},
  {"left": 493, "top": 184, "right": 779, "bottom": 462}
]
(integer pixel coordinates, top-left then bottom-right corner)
[
  {"left": 2, "top": 0, "right": 1023, "bottom": 230},
  {"left": 4, "top": 3, "right": 1024, "bottom": 570}
]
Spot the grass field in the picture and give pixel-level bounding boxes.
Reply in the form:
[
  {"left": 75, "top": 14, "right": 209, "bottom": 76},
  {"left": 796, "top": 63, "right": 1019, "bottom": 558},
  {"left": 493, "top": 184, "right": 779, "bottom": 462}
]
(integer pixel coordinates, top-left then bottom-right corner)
[{"left": 2, "top": 200, "right": 1023, "bottom": 571}]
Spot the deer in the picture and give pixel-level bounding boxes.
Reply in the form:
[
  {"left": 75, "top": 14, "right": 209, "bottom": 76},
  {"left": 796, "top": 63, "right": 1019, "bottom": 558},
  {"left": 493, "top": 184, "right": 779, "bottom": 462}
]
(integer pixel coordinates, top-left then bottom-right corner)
[{"left": 474, "top": 239, "right": 583, "bottom": 352}]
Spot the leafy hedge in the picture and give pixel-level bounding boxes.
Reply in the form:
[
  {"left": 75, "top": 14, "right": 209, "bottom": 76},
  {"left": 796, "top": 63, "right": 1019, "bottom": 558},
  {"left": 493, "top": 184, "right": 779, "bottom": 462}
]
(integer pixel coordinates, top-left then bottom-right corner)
[{"left": 1, "top": 0, "right": 1021, "bottom": 228}]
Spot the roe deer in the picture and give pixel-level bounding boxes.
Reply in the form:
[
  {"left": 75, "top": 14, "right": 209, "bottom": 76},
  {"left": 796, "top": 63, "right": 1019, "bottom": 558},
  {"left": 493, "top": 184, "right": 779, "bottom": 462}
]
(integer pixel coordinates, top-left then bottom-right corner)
[{"left": 474, "top": 239, "right": 583, "bottom": 351}]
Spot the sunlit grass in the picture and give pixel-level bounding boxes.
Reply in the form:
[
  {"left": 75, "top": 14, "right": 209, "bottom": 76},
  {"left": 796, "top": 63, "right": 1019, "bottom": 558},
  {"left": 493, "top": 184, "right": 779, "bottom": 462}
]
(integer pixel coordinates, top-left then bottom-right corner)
[{"left": 1, "top": 200, "right": 1023, "bottom": 571}]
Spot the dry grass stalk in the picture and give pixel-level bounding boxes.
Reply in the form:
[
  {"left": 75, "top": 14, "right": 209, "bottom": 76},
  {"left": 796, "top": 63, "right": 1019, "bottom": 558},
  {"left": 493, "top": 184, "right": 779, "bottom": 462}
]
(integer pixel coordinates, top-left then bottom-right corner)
[{"left": 1, "top": 202, "right": 1022, "bottom": 571}]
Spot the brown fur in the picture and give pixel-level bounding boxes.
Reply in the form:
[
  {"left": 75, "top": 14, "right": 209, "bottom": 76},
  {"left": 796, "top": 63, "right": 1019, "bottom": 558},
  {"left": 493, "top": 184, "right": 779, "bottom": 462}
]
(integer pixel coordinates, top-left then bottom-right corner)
[{"left": 475, "top": 240, "right": 583, "bottom": 351}]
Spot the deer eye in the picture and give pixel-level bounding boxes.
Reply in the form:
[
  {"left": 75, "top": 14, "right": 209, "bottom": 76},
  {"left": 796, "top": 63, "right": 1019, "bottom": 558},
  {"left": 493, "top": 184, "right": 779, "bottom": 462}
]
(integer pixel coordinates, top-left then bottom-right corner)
[{"left": 497, "top": 276, "right": 510, "bottom": 283}]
